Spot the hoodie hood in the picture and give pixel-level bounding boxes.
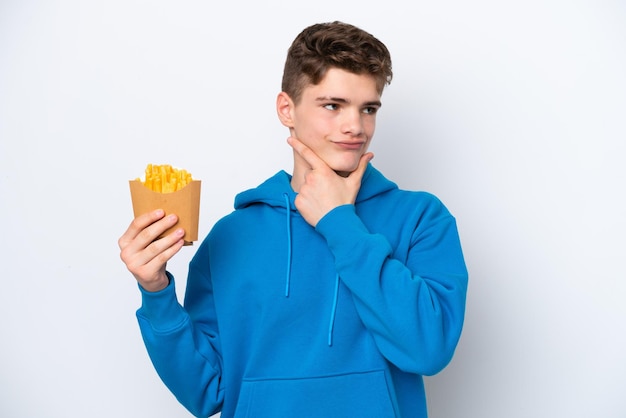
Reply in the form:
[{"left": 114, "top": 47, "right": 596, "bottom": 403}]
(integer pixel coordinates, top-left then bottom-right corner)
[{"left": 234, "top": 164, "right": 398, "bottom": 210}]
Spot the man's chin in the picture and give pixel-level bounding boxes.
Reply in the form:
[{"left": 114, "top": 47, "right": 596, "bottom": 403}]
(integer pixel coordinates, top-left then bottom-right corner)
[
  {"left": 333, "top": 165, "right": 359, "bottom": 177},
  {"left": 329, "top": 158, "right": 362, "bottom": 177}
]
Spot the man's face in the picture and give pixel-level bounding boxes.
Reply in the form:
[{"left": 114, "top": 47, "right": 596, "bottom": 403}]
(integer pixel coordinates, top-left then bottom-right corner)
[{"left": 288, "top": 68, "right": 382, "bottom": 176}]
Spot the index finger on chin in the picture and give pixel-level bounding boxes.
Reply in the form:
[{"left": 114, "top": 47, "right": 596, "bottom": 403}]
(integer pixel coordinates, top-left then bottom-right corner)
[{"left": 287, "top": 136, "right": 325, "bottom": 170}]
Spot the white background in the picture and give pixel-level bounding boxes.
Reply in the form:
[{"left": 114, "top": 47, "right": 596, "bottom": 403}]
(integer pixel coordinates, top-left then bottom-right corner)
[{"left": 1, "top": 1, "right": 625, "bottom": 417}]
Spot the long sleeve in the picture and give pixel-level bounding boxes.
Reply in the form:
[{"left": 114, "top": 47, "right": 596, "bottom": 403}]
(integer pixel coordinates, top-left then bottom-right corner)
[
  {"left": 315, "top": 196, "right": 468, "bottom": 376},
  {"left": 136, "top": 270, "right": 224, "bottom": 417}
]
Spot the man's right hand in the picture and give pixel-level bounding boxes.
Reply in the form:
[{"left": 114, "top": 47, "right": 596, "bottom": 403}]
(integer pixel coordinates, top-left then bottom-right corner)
[{"left": 118, "top": 209, "right": 185, "bottom": 292}]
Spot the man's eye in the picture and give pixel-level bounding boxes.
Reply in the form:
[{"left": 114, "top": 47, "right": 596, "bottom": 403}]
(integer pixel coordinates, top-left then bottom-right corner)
[
  {"left": 324, "top": 103, "right": 338, "bottom": 110},
  {"left": 363, "top": 107, "right": 378, "bottom": 114}
]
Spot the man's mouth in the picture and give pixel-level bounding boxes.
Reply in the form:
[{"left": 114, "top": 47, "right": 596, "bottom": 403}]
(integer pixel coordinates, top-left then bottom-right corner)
[{"left": 334, "top": 141, "right": 365, "bottom": 150}]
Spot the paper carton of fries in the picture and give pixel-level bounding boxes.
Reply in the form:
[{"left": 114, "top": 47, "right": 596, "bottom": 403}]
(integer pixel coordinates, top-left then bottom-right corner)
[{"left": 129, "top": 164, "right": 201, "bottom": 245}]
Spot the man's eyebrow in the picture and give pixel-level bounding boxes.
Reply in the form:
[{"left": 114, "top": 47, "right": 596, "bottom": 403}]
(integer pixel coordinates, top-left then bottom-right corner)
[
  {"left": 316, "top": 96, "right": 382, "bottom": 107},
  {"left": 316, "top": 96, "right": 349, "bottom": 103},
  {"left": 365, "top": 100, "right": 382, "bottom": 108}
]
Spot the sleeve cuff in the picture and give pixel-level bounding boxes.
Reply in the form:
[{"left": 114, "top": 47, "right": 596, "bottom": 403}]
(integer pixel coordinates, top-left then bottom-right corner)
[{"left": 137, "top": 272, "right": 187, "bottom": 332}]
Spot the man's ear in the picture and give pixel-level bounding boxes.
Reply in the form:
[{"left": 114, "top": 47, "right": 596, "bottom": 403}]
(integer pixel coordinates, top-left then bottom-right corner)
[{"left": 276, "top": 92, "right": 295, "bottom": 128}]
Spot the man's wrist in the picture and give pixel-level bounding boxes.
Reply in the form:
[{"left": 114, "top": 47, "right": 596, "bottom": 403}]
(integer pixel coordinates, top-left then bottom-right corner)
[{"left": 138, "top": 272, "right": 171, "bottom": 293}]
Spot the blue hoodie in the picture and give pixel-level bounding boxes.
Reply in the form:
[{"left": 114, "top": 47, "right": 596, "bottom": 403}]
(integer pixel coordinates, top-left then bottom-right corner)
[{"left": 137, "top": 164, "right": 468, "bottom": 418}]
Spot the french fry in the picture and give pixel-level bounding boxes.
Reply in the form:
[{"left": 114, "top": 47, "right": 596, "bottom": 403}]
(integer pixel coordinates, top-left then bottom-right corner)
[
  {"left": 129, "top": 165, "right": 201, "bottom": 244},
  {"left": 136, "top": 164, "right": 194, "bottom": 193}
]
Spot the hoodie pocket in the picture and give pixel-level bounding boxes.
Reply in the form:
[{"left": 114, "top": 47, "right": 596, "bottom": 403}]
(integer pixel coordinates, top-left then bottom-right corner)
[{"left": 233, "top": 369, "right": 396, "bottom": 418}]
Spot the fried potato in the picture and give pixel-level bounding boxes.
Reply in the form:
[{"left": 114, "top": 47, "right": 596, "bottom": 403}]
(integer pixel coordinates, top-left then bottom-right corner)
[{"left": 136, "top": 164, "right": 193, "bottom": 193}]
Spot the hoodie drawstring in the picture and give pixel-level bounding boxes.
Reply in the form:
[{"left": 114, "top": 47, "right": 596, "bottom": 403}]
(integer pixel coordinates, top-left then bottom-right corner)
[
  {"left": 328, "top": 273, "right": 340, "bottom": 346},
  {"left": 283, "top": 193, "right": 292, "bottom": 297},
  {"left": 283, "top": 192, "right": 338, "bottom": 347}
]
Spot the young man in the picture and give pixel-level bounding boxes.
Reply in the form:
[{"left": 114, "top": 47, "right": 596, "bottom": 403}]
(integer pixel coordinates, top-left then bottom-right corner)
[{"left": 119, "top": 21, "right": 468, "bottom": 418}]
